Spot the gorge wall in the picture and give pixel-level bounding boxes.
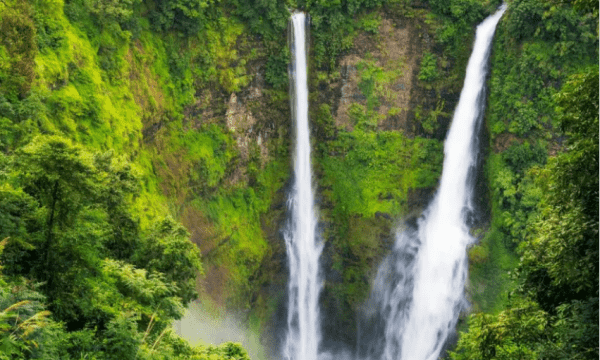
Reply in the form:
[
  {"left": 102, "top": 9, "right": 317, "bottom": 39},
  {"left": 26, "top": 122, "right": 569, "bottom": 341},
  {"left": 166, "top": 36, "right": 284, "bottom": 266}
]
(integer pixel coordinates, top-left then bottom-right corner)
[
  {"left": 0, "top": 0, "right": 596, "bottom": 358},
  {"left": 65, "top": 0, "right": 491, "bottom": 345}
]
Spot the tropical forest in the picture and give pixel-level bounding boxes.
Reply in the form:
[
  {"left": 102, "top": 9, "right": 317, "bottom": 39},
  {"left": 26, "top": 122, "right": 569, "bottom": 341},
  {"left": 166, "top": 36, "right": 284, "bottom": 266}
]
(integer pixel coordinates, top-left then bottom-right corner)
[{"left": 0, "top": 0, "right": 597, "bottom": 359}]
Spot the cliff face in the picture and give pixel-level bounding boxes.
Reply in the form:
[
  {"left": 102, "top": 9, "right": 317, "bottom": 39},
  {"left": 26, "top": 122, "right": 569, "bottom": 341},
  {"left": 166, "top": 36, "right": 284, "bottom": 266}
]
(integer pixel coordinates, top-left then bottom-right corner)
[
  {"left": 333, "top": 17, "right": 418, "bottom": 132},
  {"left": 297, "top": 7, "right": 476, "bottom": 346},
  {"left": 147, "top": 50, "right": 292, "bottom": 310},
  {"left": 0, "top": 0, "right": 490, "bottom": 352},
  {"left": 132, "top": 3, "right": 486, "bottom": 348},
  {"left": 1, "top": 0, "right": 596, "bottom": 358}
]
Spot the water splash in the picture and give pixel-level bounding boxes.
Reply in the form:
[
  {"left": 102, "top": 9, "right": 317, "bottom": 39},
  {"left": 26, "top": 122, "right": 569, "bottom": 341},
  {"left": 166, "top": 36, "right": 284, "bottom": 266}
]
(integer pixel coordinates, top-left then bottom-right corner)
[{"left": 283, "top": 12, "right": 322, "bottom": 360}]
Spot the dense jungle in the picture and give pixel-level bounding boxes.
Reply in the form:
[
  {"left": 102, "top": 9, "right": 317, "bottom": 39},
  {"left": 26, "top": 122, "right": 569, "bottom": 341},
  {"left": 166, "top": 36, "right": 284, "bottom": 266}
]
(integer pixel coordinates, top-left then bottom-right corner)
[{"left": 0, "top": 0, "right": 597, "bottom": 358}]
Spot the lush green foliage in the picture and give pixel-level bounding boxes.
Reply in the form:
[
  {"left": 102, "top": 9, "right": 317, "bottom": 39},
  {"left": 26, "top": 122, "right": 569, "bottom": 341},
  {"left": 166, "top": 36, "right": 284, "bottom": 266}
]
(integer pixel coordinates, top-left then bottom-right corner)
[
  {"left": 488, "top": 0, "right": 597, "bottom": 138},
  {"left": 418, "top": 52, "right": 438, "bottom": 82},
  {"left": 422, "top": 0, "right": 501, "bottom": 84},
  {"left": 317, "top": 128, "right": 442, "bottom": 328},
  {"left": 230, "top": 0, "right": 290, "bottom": 38},
  {"left": 518, "top": 66, "right": 598, "bottom": 314},
  {"left": 150, "top": 0, "right": 213, "bottom": 35},
  {"left": 303, "top": 0, "right": 386, "bottom": 69},
  {"left": 0, "top": 0, "right": 293, "bottom": 319},
  {"left": 1, "top": 0, "right": 595, "bottom": 357},
  {"left": 0, "top": 135, "right": 256, "bottom": 358},
  {"left": 451, "top": 299, "right": 550, "bottom": 360},
  {"left": 0, "top": 0, "right": 283, "bottom": 354},
  {"left": 319, "top": 131, "right": 441, "bottom": 218},
  {"left": 354, "top": 56, "right": 404, "bottom": 116}
]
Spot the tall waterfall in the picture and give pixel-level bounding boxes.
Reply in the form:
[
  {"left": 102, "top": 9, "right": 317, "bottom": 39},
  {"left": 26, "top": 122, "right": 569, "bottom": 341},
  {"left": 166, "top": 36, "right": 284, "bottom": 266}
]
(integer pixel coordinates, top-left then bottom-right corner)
[
  {"left": 358, "top": 6, "right": 506, "bottom": 360},
  {"left": 284, "top": 12, "right": 322, "bottom": 360}
]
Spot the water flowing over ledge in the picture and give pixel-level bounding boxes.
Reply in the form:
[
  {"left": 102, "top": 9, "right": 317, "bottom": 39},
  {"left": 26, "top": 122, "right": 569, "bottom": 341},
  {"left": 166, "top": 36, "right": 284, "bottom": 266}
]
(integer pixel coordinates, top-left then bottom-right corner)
[
  {"left": 283, "top": 12, "right": 323, "bottom": 360},
  {"left": 357, "top": 5, "right": 507, "bottom": 360},
  {"left": 282, "top": 5, "right": 505, "bottom": 360}
]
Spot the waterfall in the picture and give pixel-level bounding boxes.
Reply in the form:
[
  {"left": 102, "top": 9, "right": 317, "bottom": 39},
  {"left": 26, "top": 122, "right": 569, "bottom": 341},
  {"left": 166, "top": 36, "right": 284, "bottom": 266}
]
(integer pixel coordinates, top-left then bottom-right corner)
[
  {"left": 284, "top": 12, "right": 322, "bottom": 360},
  {"left": 358, "top": 6, "right": 506, "bottom": 360}
]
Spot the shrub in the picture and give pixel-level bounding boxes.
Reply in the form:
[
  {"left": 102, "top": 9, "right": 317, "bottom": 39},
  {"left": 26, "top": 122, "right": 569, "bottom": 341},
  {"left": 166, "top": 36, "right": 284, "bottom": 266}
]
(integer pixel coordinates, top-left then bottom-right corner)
[
  {"left": 418, "top": 52, "right": 438, "bottom": 82},
  {"left": 150, "top": 0, "right": 213, "bottom": 35}
]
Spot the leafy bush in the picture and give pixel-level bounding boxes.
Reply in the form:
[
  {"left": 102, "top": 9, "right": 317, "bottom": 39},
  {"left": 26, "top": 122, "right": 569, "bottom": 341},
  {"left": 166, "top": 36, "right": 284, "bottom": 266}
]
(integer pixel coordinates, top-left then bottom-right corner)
[
  {"left": 150, "top": 0, "right": 213, "bottom": 35},
  {"left": 32, "top": 3, "right": 66, "bottom": 52},
  {"left": 418, "top": 52, "right": 438, "bottom": 82},
  {"left": 505, "top": 0, "right": 544, "bottom": 41},
  {"left": 134, "top": 217, "right": 202, "bottom": 304},
  {"left": 87, "top": 0, "right": 140, "bottom": 26},
  {"left": 304, "top": 0, "right": 385, "bottom": 69},
  {"left": 266, "top": 46, "right": 290, "bottom": 89},
  {"left": 313, "top": 103, "right": 336, "bottom": 140},
  {"left": 468, "top": 244, "right": 488, "bottom": 264},
  {"left": 450, "top": 299, "right": 549, "bottom": 360},
  {"left": 231, "top": 0, "right": 290, "bottom": 41},
  {"left": 359, "top": 12, "right": 381, "bottom": 34},
  {"left": 502, "top": 141, "right": 546, "bottom": 175},
  {"left": 0, "top": 273, "right": 67, "bottom": 359}
]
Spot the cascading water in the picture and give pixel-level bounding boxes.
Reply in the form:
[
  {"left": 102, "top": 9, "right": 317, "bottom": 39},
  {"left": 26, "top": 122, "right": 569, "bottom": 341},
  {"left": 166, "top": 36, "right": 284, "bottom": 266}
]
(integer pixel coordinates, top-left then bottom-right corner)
[
  {"left": 358, "top": 6, "right": 506, "bottom": 360},
  {"left": 284, "top": 12, "right": 322, "bottom": 360}
]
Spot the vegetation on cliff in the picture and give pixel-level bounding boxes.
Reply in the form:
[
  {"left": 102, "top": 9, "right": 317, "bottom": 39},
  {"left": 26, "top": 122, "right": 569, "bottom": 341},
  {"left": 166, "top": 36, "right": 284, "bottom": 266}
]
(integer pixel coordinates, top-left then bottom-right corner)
[
  {"left": 0, "top": 0, "right": 597, "bottom": 358},
  {"left": 0, "top": 0, "right": 434, "bottom": 356},
  {"left": 0, "top": 0, "right": 284, "bottom": 356},
  {"left": 0, "top": 135, "right": 250, "bottom": 358}
]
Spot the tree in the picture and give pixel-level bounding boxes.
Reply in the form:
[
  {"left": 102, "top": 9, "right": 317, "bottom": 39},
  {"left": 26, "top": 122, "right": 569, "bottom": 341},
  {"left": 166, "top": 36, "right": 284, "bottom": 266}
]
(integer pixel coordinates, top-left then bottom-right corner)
[
  {"left": 13, "top": 136, "right": 98, "bottom": 294},
  {"left": 519, "top": 67, "right": 598, "bottom": 309},
  {"left": 150, "top": 0, "right": 215, "bottom": 35},
  {"left": 134, "top": 217, "right": 203, "bottom": 304},
  {"left": 450, "top": 299, "right": 549, "bottom": 360},
  {"left": 3, "top": 136, "right": 203, "bottom": 332},
  {"left": 93, "top": 151, "right": 142, "bottom": 261}
]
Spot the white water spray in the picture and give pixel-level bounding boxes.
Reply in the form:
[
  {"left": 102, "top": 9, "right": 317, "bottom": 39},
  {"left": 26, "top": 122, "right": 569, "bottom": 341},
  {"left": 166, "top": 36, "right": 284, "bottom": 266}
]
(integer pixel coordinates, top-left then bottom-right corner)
[
  {"left": 359, "top": 6, "right": 506, "bottom": 360},
  {"left": 284, "top": 12, "right": 322, "bottom": 360}
]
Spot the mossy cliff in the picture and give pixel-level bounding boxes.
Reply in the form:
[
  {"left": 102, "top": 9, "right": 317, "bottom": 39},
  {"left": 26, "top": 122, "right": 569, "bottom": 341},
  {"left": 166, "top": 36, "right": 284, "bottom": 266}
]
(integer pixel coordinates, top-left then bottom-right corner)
[
  {"left": 0, "top": 0, "right": 501, "bottom": 350},
  {"left": 0, "top": 0, "right": 291, "bottom": 356},
  {"left": 306, "top": 0, "right": 505, "bottom": 346}
]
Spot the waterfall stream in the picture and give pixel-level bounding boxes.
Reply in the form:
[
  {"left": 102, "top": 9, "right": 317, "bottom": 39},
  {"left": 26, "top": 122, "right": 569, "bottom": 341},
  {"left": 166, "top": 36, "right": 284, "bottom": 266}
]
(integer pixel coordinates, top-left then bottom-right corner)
[
  {"left": 284, "top": 12, "right": 322, "bottom": 360},
  {"left": 358, "top": 6, "right": 506, "bottom": 360},
  {"left": 283, "top": 5, "right": 504, "bottom": 360}
]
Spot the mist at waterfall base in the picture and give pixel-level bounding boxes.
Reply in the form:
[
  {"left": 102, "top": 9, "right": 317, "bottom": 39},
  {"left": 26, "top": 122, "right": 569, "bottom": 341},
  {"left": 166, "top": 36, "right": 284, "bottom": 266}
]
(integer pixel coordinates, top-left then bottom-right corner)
[
  {"left": 175, "top": 302, "right": 266, "bottom": 359},
  {"left": 281, "top": 6, "right": 506, "bottom": 360}
]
